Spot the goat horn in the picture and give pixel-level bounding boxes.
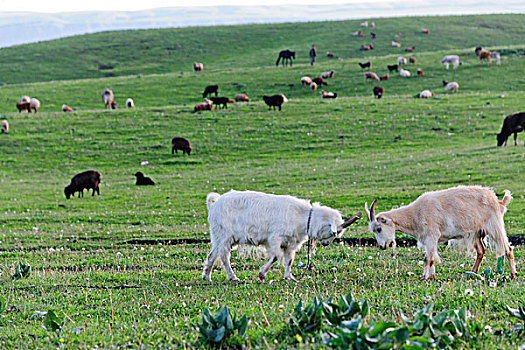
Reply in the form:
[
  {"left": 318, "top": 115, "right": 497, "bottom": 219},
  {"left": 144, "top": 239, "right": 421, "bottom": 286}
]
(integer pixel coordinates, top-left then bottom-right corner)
[
  {"left": 370, "top": 199, "right": 377, "bottom": 220},
  {"left": 339, "top": 212, "right": 362, "bottom": 229}
]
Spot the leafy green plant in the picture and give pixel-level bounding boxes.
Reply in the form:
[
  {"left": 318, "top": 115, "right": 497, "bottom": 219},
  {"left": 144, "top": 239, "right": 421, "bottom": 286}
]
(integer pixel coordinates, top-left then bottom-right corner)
[
  {"left": 197, "top": 306, "right": 248, "bottom": 347},
  {"left": 284, "top": 297, "right": 324, "bottom": 338},
  {"left": 12, "top": 262, "right": 31, "bottom": 279},
  {"left": 44, "top": 310, "right": 62, "bottom": 332}
]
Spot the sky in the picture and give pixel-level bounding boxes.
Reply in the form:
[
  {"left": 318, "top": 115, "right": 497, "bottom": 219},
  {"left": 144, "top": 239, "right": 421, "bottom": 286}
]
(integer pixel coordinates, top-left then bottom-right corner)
[{"left": 0, "top": 0, "right": 387, "bottom": 13}]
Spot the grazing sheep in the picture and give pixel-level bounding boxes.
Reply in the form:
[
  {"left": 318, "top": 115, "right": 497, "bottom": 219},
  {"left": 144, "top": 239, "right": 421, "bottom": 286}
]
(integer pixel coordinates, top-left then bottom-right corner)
[
  {"left": 441, "top": 55, "right": 460, "bottom": 70},
  {"left": 370, "top": 22, "right": 375, "bottom": 28},
  {"left": 496, "top": 112, "right": 525, "bottom": 147},
  {"left": 418, "top": 89, "right": 434, "bottom": 98},
  {"left": 359, "top": 61, "right": 371, "bottom": 70},
  {"left": 399, "top": 68, "right": 411, "bottom": 77},
  {"left": 16, "top": 101, "right": 31, "bottom": 113},
  {"left": 235, "top": 94, "right": 250, "bottom": 102},
  {"left": 409, "top": 57, "right": 416, "bottom": 64},
  {"left": 360, "top": 44, "right": 374, "bottom": 51},
  {"left": 321, "top": 90, "right": 337, "bottom": 99},
  {"left": 360, "top": 21, "right": 368, "bottom": 27},
  {"left": 202, "top": 190, "right": 360, "bottom": 281},
  {"left": 353, "top": 31, "right": 364, "bottom": 37},
  {"left": 202, "top": 85, "right": 219, "bottom": 98},
  {"left": 391, "top": 41, "right": 401, "bottom": 47},
  {"left": 64, "top": 170, "right": 101, "bottom": 199},
  {"left": 475, "top": 46, "right": 499, "bottom": 66},
  {"left": 370, "top": 32, "right": 376, "bottom": 39},
  {"left": 373, "top": 86, "right": 384, "bottom": 99},
  {"left": 379, "top": 74, "right": 389, "bottom": 81},
  {"left": 62, "top": 104, "right": 73, "bottom": 112},
  {"left": 397, "top": 57, "right": 407, "bottom": 65},
  {"left": 134, "top": 172, "right": 155, "bottom": 186},
  {"left": 443, "top": 80, "right": 459, "bottom": 93},
  {"left": 310, "top": 82, "right": 318, "bottom": 92},
  {"left": 1, "top": 120, "right": 8, "bottom": 133},
  {"left": 320, "top": 70, "right": 335, "bottom": 79},
  {"left": 171, "top": 137, "right": 192, "bottom": 155},
  {"left": 405, "top": 46, "right": 415, "bottom": 52},
  {"left": 312, "top": 77, "right": 328, "bottom": 86},
  {"left": 193, "top": 62, "right": 203, "bottom": 72},
  {"left": 210, "top": 97, "right": 234, "bottom": 109},
  {"left": 301, "top": 76, "right": 313, "bottom": 86},
  {"left": 30, "top": 98, "right": 40, "bottom": 113},
  {"left": 194, "top": 98, "right": 213, "bottom": 112},
  {"left": 364, "top": 72, "right": 380, "bottom": 82},
  {"left": 393, "top": 33, "right": 401, "bottom": 39},
  {"left": 20, "top": 96, "right": 31, "bottom": 103},
  {"left": 262, "top": 94, "right": 288, "bottom": 111},
  {"left": 421, "top": 28, "right": 430, "bottom": 34},
  {"left": 126, "top": 98, "right": 135, "bottom": 108},
  {"left": 102, "top": 89, "right": 114, "bottom": 109},
  {"left": 417, "top": 68, "right": 423, "bottom": 76},
  {"left": 387, "top": 64, "right": 398, "bottom": 72},
  {"left": 365, "top": 186, "right": 516, "bottom": 280},
  {"left": 326, "top": 51, "right": 335, "bottom": 58}
]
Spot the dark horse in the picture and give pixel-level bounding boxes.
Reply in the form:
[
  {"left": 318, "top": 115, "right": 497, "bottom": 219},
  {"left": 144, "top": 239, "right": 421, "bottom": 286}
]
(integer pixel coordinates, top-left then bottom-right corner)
[{"left": 276, "top": 50, "right": 295, "bottom": 66}]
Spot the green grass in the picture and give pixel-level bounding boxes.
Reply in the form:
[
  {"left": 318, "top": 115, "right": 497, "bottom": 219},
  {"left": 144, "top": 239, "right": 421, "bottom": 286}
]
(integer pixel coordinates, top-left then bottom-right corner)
[{"left": 0, "top": 13, "right": 524, "bottom": 349}]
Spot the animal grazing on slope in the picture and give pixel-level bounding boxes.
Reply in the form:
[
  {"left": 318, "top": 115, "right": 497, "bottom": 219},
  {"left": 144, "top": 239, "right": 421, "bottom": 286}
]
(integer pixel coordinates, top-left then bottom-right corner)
[
  {"left": 1, "top": 120, "right": 8, "bottom": 133},
  {"left": 64, "top": 170, "right": 101, "bottom": 199},
  {"left": 102, "top": 89, "right": 114, "bottom": 109},
  {"left": 210, "top": 97, "right": 234, "bottom": 109},
  {"left": 326, "top": 52, "right": 335, "bottom": 58},
  {"left": 310, "top": 82, "right": 317, "bottom": 92},
  {"left": 126, "top": 98, "right": 135, "bottom": 108},
  {"left": 417, "top": 68, "right": 423, "bottom": 76},
  {"left": 393, "top": 34, "right": 401, "bottom": 39},
  {"left": 321, "top": 90, "right": 337, "bottom": 99},
  {"left": 20, "top": 96, "right": 30, "bottom": 103},
  {"left": 360, "top": 21, "right": 368, "bottom": 27},
  {"left": 320, "top": 70, "right": 335, "bottom": 79},
  {"left": 235, "top": 94, "right": 250, "bottom": 102},
  {"left": 312, "top": 77, "right": 328, "bottom": 86},
  {"left": 364, "top": 72, "right": 380, "bottom": 81},
  {"left": 496, "top": 112, "right": 525, "bottom": 147},
  {"left": 405, "top": 46, "right": 415, "bottom": 52},
  {"left": 409, "top": 57, "right": 416, "bottom": 64},
  {"left": 399, "top": 68, "right": 411, "bottom": 77},
  {"left": 365, "top": 186, "right": 516, "bottom": 280},
  {"left": 62, "top": 104, "right": 73, "bottom": 112},
  {"left": 262, "top": 94, "right": 288, "bottom": 111},
  {"left": 418, "top": 89, "right": 434, "bottom": 98},
  {"left": 193, "top": 62, "right": 203, "bottom": 71},
  {"left": 379, "top": 74, "right": 389, "bottom": 81},
  {"left": 301, "top": 76, "right": 313, "bottom": 86},
  {"left": 360, "top": 44, "right": 374, "bottom": 51},
  {"left": 276, "top": 50, "right": 295, "bottom": 66},
  {"left": 194, "top": 98, "right": 213, "bottom": 112},
  {"left": 421, "top": 28, "right": 430, "bottom": 34},
  {"left": 475, "top": 46, "right": 500, "bottom": 65},
  {"left": 171, "top": 137, "right": 192, "bottom": 155},
  {"left": 373, "top": 86, "right": 384, "bottom": 99},
  {"left": 391, "top": 41, "right": 401, "bottom": 47},
  {"left": 353, "top": 31, "right": 364, "bottom": 37},
  {"left": 387, "top": 64, "right": 398, "bottom": 72},
  {"left": 134, "top": 172, "right": 155, "bottom": 186},
  {"left": 30, "top": 98, "right": 40, "bottom": 112},
  {"left": 16, "top": 101, "right": 31, "bottom": 113},
  {"left": 370, "top": 32, "right": 376, "bottom": 39},
  {"left": 443, "top": 80, "right": 459, "bottom": 93},
  {"left": 397, "top": 57, "right": 407, "bottom": 65},
  {"left": 202, "top": 190, "right": 360, "bottom": 282},
  {"left": 441, "top": 55, "right": 460, "bottom": 70},
  {"left": 359, "top": 61, "right": 371, "bottom": 70},
  {"left": 202, "top": 85, "right": 219, "bottom": 98}
]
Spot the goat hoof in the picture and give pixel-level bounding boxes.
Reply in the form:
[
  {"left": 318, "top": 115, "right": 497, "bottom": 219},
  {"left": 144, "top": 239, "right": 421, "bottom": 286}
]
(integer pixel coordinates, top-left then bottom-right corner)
[{"left": 258, "top": 272, "right": 266, "bottom": 282}]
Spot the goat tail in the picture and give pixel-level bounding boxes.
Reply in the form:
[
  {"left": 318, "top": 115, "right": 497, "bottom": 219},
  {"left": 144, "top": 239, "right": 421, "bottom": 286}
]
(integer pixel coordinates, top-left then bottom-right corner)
[
  {"left": 500, "top": 190, "right": 513, "bottom": 207},
  {"left": 206, "top": 192, "right": 221, "bottom": 211}
]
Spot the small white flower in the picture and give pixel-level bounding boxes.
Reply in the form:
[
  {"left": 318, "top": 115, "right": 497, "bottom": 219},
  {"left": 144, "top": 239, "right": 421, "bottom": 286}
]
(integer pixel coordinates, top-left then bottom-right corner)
[
  {"left": 484, "top": 325, "right": 492, "bottom": 333},
  {"left": 464, "top": 288, "right": 474, "bottom": 296},
  {"left": 489, "top": 281, "right": 497, "bottom": 288}
]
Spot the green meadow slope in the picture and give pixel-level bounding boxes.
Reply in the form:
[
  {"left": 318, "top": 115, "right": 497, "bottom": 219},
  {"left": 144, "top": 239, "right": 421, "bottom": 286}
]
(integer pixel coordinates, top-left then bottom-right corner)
[{"left": 0, "top": 14, "right": 524, "bottom": 349}]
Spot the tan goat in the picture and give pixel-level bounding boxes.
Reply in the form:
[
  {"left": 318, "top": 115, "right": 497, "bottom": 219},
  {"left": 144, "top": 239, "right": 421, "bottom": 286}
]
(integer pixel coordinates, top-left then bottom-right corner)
[{"left": 365, "top": 186, "right": 516, "bottom": 281}]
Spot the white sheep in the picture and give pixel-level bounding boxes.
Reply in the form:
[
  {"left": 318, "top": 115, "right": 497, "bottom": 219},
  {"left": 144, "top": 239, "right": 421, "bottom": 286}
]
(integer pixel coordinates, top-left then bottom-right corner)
[
  {"left": 301, "top": 76, "right": 313, "bottom": 86},
  {"left": 202, "top": 190, "right": 359, "bottom": 282},
  {"left": 443, "top": 81, "right": 459, "bottom": 93},
  {"left": 365, "top": 186, "right": 516, "bottom": 280},
  {"left": 399, "top": 68, "right": 411, "bottom": 77},
  {"left": 1, "top": 120, "right": 8, "bottom": 133},
  {"left": 441, "top": 55, "right": 460, "bottom": 70},
  {"left": 397, "top": 56, "right": 407, "bottom": 65},
  {"left": 320, "top": 70, "right": 335, "bottom": 79},
  {"left": 392, "top": 41, "right": 401, "bottom": 47},
  {"left": 419, "top": 89, "right": 434, "bottom": 98},
  {"left": 30, "top": 98, "right": 40, "bottom": 112},
  {"left": 126, "top": 98, "right": 135, "bottom": 108}
]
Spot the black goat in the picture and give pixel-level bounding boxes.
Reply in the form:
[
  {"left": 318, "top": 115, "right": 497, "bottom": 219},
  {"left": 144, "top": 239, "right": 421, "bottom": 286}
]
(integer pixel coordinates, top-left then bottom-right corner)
[
  {"left": 134, "top": 172, "right": 155, "bottom": 186},
  {"left": 64, "top": 170, "right": 101, "bottom": 199},
  {"left": 202, "top": 85, "right": 219, "bottom": 98},
  {"left": 387, "top": 64, "right": 398, "bottom": 72},
  {"left": 497, "top": 112, "right": 525, "bottom": 147},
  {"left": 262, "top": 94, "right": 287, "bottom": 111}
]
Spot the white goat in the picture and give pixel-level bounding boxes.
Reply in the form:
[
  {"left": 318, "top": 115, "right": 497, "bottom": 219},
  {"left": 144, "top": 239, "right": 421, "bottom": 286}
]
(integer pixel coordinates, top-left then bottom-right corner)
[
  {"left": 418, "top": 89, "right": 433, "bottom": 98},
  {"left": 392, "top": 41, "right": 401, "bottom": 47},
  {"left": 202, "top": 190, "right": 359, "bottom": 282},
  {"left": 126, "top": 98, "right": 135, "bottom": 108},
  {"left": 1, "top": 120, "right": 8, "bottom": 133},
  {"left": 397, "top": 56, "right": 407, "bottom": 65},
  {"left": 30, "top": 98, "right": 40, "bottom": 112},
  {"left": 365, "top": 186, "right": 516, "bottom": 280},
  {"left": 399, "top": 68, "right": 411, "bottom": 77},
  {"left": 441, "top": 55, "right": 460, "bottom": 70}
]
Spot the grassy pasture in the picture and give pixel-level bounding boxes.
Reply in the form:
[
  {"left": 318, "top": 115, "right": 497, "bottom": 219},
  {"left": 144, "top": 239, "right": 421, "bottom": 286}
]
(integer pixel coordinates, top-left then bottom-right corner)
[{"left": 0, "top": 13, "right": 524, "bottom": 349}]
